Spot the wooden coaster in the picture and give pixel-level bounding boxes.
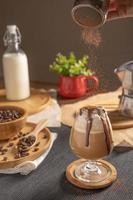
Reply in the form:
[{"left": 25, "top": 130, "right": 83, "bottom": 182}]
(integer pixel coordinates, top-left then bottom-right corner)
[
  {"left": 0, "top": 122, "right": 51, "bottom": 169},
  {"left": 66, "top": 159, "right": 117, "bottom": 190},
  {"left": 108, "top": 110, "right": 133, "bottom": 129},
  {"left": 0, "top": 88, "right": 51, "bottom": 115}
]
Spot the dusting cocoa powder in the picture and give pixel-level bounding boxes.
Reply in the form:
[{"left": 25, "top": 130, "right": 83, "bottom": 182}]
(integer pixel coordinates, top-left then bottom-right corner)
[{"left": 82, "top": 28, "right": 102, "bottom": 47}]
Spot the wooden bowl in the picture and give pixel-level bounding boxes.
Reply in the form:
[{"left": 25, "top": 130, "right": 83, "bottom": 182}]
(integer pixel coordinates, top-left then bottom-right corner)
[{"left": 0, "top": 105, "right": 27, "bottom": 140}]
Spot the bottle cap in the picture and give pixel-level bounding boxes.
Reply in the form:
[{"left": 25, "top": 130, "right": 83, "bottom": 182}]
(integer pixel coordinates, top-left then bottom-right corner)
[
  {"left": 3, "top": 25, "right": 21, "bottom": 46},
  {"left": 7, "top": 25, "right": 17, "bottom": 34}
]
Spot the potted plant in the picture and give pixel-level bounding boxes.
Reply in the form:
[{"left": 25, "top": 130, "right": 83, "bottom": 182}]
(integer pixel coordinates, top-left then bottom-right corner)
[{"left": 49, "top": 52, "right": 99, "bottom": 98}]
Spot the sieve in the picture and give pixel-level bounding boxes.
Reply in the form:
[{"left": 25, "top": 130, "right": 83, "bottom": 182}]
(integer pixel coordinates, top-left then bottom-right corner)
[{"left": 71, "top": 0, "right": 110, "bottom": 28}]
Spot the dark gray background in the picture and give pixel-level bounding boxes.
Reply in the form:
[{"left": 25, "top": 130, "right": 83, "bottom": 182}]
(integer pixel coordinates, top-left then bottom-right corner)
[{"left": 0, "top": 0, "right": 133, "bottom": 91}]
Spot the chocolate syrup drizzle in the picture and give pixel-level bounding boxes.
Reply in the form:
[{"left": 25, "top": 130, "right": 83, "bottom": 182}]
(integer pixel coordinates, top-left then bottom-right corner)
[
  {"left": 104, "top": 112, "right": 112, "bottom": 153},
  {"left": 100, "top": 116, "right": 111, "bottom": 154},
  {"left": 80, "top": 107, "right": 94, "bottom": 147},
  {"left": 80, "top": 107, "right": 111, "bottom": 152},
  {"left": 86, "top": 118, "right": 93, "bottom": 147}
]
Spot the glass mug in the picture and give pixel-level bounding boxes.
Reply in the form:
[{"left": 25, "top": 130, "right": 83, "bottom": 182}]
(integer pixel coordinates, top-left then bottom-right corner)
[
  {"left": 72, "top": 0, "right": 110, "bottom": 28},
  {"left": 70, "top": 107, "right": 114, "bottom": 183}
]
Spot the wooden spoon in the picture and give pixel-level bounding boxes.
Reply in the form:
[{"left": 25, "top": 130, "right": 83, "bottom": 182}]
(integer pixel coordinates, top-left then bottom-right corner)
[{"left": 15, "top": 119, "right": 48, "bottom": 153}]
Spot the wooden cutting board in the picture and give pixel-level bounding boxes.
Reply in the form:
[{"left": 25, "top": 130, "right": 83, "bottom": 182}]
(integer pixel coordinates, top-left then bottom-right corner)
[
  {"left": 108, "top": 109, "right": 133, "bottom": 129},
  {"left": 61, "top": 88, "right": 133, "bottom": 130},
  {"left": 0, "top": 88, "right": 51, "bottom": 115},
  {"left": 61, "top": 104, "right": 133, "bottom": 130},
  {"left": 0, "top": 122, "right": 51, "bottom": 169}
]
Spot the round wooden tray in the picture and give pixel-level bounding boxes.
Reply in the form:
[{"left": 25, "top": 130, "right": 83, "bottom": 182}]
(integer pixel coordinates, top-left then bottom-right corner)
[
  {"left": 63, "top": 104, "right": 133, "bottom": 130},
  {"left": 61, "top": 104, "right": 118, "bottom": 128},
  {"left": 0, "top": 88, "right": 51, "bottom": 115},
  {"left": 108, "top": 110, "right": 133, "bottom": 129},
  {"left": 0, "top": 122, "right": 51, "bottom": 169},
  {"left": 66, "top": 159, "right": 117, "bottom": 190}
]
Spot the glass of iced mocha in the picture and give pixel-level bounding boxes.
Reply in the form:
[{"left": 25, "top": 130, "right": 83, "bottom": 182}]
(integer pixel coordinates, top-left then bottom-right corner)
[{"left": 70, "top": 106, "right": 114, "bottom": 183}]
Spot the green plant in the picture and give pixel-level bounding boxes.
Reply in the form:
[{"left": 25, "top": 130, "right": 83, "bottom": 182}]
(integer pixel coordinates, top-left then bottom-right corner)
[{"left": 49, "top": 52, "right": 93, "bottom": 76}]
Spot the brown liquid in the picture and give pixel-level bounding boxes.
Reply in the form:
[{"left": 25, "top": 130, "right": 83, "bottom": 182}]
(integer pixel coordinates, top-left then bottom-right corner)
[{"left": 70, "top": 128, "right": 113, "bottom": 160}]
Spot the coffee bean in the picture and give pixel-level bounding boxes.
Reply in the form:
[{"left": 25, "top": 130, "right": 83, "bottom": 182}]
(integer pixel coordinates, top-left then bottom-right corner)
[
  {"left": 16, "top": 135, "right": 36, "bottom": 157},
  {"left": 18, "top": 132, "right": 23, "bottom": 138},
  {"left": 33, "top": 148, "right": 39, "bottom": 152},
  {"left": 0, "top": 109, "right": 22, "bottom": 123},
  {"left": 0, "top": 149, "right": 8, "bottom": 155},
  {"left": 20, "top": 152, "right": 29, "bottom": 157},
  {"left": 8, "top": 143, "right": 14, "bottom": 147},
  {"left": 2, "top": 149, "right": 8, "bottom": 152},
  {"left": 12, "top": 136, "right": 18, "bottom": 141},
  {"left": 43, "top": 134, "right": 48, "bottom": 139},
  {"left": 14, "top": 153, "right": 21, "bottom": 159},
  {"left": 35, "top": 142, "right": 40, "bottom": 147}
]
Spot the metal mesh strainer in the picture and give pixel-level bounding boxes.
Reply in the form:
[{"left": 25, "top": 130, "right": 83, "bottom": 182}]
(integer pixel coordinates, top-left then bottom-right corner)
[{"left": 72, "top": 0, "right": 110, "bottom": 28}]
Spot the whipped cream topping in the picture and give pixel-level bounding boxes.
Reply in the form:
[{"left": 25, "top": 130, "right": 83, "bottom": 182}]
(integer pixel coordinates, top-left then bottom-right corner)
[
  {"left": 74, "top": 114, "right": 87, "bottom": 133},
  {"left": 90, "top": 113, "right": 104, "bottom": 134},
  {"left": 75, "top": 107, "right": 108, "bottom": 134}
]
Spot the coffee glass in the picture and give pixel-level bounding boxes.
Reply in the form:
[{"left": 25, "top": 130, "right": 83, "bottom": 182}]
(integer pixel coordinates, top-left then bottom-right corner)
[{"left": 70, "top": 107, "right": 114, "bottom": 183}]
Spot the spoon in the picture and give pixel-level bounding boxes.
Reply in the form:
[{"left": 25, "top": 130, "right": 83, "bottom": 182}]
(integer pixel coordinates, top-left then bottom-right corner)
[{"left": 15, "top": 119, "right": 48, "bottom": 153}]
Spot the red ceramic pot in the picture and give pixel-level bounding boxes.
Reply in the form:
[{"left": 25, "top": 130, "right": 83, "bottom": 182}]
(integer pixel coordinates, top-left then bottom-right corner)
[{"left": 58, "top": 75, "right": 99, "bottom": 98}]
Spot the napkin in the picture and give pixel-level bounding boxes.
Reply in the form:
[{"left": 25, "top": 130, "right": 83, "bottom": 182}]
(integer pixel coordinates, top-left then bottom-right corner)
[
  {"left": 27, "top": 89, "right": 61, "bottom": 127},
  {"left": 113, "top": 128, "right": 133, "bottom": 152}
]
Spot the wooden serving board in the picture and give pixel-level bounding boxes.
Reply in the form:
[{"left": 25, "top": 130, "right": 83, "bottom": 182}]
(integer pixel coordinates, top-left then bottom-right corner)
[
  {"left": 0, "top": 122, "right": 51, "bottom": 169},
  {"left": 0, "top": 88, "right": 51, "bottom": 115},
  {"left": 66, "top": 159, "right": 117, "bottom": 190},
  {"left": 62, "top": 104, "right": 133, "bottom": 130},
  {"left": 108, "top": 109, "right": 133, "bottom": 129}
]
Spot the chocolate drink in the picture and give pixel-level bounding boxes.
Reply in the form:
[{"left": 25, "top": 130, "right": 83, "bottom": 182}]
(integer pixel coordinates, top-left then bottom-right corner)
[{"left": 70, "top": 107, "right": 114, "bottom": 160}]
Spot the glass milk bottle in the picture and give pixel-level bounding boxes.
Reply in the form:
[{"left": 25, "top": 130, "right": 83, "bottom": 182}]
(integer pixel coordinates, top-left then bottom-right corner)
[{"left": 2, "top": 25, "right": 30, "bottom": 100}]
